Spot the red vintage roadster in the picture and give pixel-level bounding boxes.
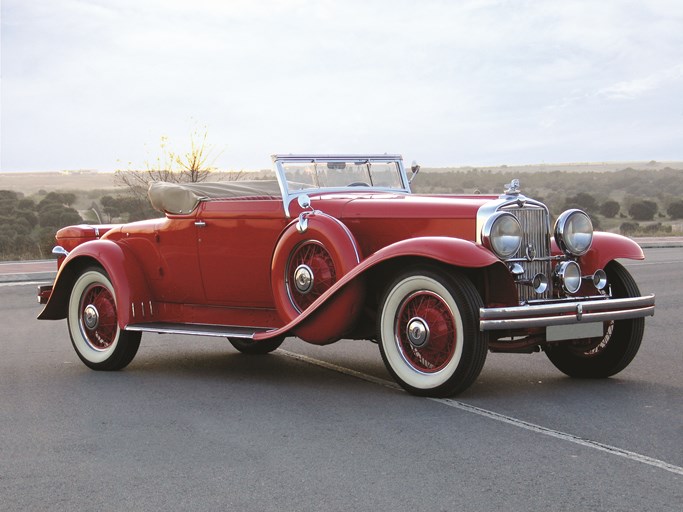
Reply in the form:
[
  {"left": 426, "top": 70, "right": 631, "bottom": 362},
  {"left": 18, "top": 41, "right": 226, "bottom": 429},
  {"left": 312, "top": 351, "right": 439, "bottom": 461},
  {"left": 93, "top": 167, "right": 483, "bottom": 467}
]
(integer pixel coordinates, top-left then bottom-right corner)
[{"left": 38, "top": 154, "right": 655, "bottom": 396}]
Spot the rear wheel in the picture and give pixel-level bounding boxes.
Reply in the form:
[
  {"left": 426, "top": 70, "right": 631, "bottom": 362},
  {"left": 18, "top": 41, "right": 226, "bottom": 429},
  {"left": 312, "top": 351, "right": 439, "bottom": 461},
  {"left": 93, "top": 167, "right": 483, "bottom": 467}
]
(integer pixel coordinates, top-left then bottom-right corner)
[
  {"left": 67, "top": 267, "right": 141, "bottom": 370},
  {"left": 377, "top": 267, "right": 487, "bottom": 397},
  {"left": 546, "top": 261, "right": 644, "bottom": 378},
  {"left": 228, "top": 336, "right": 284, "bottom": 354}
]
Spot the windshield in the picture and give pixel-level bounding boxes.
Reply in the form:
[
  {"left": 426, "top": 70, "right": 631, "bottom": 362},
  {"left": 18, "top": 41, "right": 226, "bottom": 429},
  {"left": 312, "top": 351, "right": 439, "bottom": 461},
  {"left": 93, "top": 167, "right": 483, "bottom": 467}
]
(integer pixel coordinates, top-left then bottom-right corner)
[
  {"left": 272, "top": 154, "right": 411, "bottom": 216},
  {"left": 279, "top": 159, "right": 406, "bottom": 193}
]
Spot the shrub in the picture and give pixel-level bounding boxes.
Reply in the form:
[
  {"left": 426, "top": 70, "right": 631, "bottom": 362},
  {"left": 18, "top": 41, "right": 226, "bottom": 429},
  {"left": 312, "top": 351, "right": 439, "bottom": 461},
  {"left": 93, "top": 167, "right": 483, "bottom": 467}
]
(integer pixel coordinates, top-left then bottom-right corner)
[
  {"left": 620, "top": 222, "right": 640, "bottom": 235},
  {"left": 600, "top": 200, "right": 620, "bottom": 218},
  {"left": 564, "top": 192, "right": 598, "bottom": 212},
  {"left": 628, "top": 201, "right": 658, "bottom": 221},
  {"left": 643, "top": 223, "right": 672, "bottom": 234},
  {"left": 667, "top": 200, "right": 683, "bottom": 220}
]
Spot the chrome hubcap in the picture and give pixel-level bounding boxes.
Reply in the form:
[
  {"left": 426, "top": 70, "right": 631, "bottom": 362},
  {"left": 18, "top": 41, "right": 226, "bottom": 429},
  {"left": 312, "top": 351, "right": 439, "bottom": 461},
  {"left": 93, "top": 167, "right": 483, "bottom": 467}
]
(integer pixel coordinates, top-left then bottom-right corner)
[
  {"left": 293, "top": 264, "right": 314, "bottom": 294},
  {"left": 406, "top": 317, "right": 430, "bottom": 348},
  {"left": 83, "top": 304, "right": 99, "bottom": 330}
]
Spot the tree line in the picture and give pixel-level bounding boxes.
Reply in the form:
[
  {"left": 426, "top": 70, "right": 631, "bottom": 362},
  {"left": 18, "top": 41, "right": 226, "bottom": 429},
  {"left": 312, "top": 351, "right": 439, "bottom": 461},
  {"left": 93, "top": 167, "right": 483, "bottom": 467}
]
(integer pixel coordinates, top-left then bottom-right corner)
[
  {"left": 1, "top": 166, "right": 681, "bottom": 260},
  {"left": 0, "top": 191, "right": 82, "bottom": 260}
]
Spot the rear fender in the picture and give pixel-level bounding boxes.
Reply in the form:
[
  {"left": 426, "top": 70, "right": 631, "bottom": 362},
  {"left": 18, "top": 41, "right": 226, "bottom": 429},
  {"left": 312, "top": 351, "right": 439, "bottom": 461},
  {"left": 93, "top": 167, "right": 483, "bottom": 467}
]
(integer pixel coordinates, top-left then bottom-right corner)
[
  {"left": 37, "top": 240, "right": 153, "bottom": 330},
  {"left": 255, "top": 236, "right": 504, "bottom": 341}
]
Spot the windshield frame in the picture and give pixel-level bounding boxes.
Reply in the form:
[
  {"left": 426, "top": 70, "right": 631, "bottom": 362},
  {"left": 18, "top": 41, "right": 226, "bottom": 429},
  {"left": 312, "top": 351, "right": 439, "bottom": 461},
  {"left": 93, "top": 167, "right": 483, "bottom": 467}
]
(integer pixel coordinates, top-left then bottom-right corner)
[{"left": 272, "top": 154, "right": 412, "bottom": 217}]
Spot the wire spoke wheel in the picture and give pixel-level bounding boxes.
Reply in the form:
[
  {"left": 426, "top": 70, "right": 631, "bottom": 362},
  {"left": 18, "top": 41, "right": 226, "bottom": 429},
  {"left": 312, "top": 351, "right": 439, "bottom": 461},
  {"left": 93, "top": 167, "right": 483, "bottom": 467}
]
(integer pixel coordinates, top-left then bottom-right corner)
[
  {"left": 546, "top": 261, "right": 645, "bottom": 378},
  {"left": 377, "top": 266, "right": 487, "bottom": 397},
  {"left": 396, "top": 291, "right": 457, "bottom": 373},
  {"left": 286, "top": 241, "right": 336, "bottom": 312},
  {"left": 67, "top": 267, "right": 141, "bottom": 371},
  {"left": 79, "top": 283, "right": 118, "bottom": 350}
]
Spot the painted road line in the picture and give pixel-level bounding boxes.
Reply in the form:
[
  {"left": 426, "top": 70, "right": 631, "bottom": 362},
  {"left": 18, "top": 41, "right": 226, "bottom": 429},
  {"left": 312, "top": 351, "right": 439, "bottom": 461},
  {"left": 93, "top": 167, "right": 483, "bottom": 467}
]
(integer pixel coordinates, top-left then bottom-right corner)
[
  {"left": 278, "top": 349, "right": 683, "bottom": 477},
  {"left": 0, "top": 281, "right": 53, "bottom": 288},
  {"left": 431, "top": 398, "right": 683, "bottom": 477}
]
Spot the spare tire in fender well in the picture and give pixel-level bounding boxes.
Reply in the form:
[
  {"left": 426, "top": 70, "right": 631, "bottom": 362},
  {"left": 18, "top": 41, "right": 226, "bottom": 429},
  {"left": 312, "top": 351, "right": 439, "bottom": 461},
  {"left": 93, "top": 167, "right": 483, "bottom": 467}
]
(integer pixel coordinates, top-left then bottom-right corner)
[{"left": 270, "top": 213, "right": 365, "bottom": 344}]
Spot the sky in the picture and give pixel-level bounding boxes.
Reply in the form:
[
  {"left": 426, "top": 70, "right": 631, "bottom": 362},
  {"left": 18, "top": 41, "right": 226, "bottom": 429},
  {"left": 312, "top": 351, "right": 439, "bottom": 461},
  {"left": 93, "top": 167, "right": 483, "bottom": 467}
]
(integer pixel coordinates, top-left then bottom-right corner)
[{"left": 1, "top": 0, "right": 682, "bottom": 172}]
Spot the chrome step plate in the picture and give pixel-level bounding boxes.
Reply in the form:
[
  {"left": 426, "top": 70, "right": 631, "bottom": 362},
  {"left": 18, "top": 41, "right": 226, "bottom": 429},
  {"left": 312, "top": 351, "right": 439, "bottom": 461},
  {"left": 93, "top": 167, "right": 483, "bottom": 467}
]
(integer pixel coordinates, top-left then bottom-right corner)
[{"left": 125, "top": 322, "right": 275, "bottom": 339}]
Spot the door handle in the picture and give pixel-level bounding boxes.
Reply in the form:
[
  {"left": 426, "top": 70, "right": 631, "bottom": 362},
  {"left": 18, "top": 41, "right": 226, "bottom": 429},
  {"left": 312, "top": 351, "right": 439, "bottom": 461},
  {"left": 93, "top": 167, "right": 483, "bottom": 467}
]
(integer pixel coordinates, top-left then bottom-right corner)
[{"left": 194, "top": 220, "right": 206, "bottom": 228}]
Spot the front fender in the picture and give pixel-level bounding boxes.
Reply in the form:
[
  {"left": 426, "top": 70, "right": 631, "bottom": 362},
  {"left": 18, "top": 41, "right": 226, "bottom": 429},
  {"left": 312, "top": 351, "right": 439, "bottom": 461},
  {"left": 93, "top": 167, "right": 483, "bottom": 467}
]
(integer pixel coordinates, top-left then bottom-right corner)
[
  {"left": 365, "top": 236, "right": 500, "bottom": 269},
  {"left": 255, "top": 236, "right": 502, "bottom": 341},
  {"left": 37, "top": 239, "right": 153, "bottom": 330},
  {"left": 578, "top": 232, "right": 645, "bottom": 273}
]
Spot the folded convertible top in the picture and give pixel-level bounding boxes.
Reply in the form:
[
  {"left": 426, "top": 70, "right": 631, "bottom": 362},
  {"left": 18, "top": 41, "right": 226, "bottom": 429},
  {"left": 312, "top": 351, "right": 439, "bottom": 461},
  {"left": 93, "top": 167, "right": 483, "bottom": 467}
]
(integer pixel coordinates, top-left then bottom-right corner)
[{"left": 148, "top": 180, "right": 282, "bottom": 214}]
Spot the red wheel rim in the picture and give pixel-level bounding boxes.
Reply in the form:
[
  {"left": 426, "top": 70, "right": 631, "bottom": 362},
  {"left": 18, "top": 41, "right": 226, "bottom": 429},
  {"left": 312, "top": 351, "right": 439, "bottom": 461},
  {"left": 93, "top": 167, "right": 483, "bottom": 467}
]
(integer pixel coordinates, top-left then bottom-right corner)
[
  {"left": 79, "top": 283, "right": 118, "bottom": 350},
  {"left": 287, "top": 241, "right": 336, "bottom": 312},
  {"left": 395, "top": 291, "right": 457, "bottom": 373}
]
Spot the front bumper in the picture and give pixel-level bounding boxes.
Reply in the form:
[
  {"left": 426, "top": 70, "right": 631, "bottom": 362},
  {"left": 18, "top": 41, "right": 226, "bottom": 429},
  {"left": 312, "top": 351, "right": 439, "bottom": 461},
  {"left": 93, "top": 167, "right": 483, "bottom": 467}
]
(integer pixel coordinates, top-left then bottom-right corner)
[{"left": 479, "top": 294, "right": 655, "bottom": 331}]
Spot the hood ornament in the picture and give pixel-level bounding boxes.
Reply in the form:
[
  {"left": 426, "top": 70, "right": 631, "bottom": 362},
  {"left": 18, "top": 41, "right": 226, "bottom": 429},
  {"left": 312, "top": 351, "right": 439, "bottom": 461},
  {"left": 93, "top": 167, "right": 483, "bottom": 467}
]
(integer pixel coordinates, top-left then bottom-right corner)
[{"left": 505, "top": 179, "right": 521, "bottom": 195}]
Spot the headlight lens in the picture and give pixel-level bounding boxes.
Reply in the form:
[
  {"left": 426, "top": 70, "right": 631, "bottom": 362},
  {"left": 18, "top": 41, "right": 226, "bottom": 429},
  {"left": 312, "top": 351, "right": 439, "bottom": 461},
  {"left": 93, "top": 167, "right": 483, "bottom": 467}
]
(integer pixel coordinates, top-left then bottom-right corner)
[
  {"left": 482, "top": 212, "right": 522, "bottom": 259},
  {"left": 554, "top": 210, "right": 593, "bottom": 256},
  {"left": 555, "top": 260, "right": 582, "bottom": 294}
]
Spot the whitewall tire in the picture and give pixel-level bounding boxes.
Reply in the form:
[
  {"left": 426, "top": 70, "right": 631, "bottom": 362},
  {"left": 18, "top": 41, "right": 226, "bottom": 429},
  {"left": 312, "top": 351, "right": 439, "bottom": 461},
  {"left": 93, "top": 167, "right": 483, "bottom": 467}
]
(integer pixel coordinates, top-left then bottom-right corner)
[
  {"left": 67, "top": 267, "right": 141, "bottom": 370},
  {"left": 377, "top": 267, "right": 487, "bottom": 397}
]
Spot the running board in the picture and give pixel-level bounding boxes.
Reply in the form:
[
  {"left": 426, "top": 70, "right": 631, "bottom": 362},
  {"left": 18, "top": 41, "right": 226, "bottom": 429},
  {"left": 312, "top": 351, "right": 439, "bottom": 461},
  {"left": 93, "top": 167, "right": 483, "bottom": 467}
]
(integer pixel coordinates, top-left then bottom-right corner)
[{"left": 125, "top": 322, "right": 275, "bottom": 339}]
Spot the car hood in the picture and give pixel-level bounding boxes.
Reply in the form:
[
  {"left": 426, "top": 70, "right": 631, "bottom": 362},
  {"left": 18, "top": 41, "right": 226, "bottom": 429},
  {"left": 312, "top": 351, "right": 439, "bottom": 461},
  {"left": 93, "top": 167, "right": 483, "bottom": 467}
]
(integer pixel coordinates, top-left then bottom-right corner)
[{"left": 337, "top": 193, "right": 499, "bottom": 220}]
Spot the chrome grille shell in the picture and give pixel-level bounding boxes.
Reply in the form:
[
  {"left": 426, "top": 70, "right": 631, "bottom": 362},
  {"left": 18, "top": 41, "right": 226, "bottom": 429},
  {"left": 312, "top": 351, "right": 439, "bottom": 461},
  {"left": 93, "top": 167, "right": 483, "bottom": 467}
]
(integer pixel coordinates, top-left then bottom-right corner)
[
  {"left": 477, "top": 195, "right": 553, "bottom": 304},
  {"left": 502, "top": 203, "right": 552, "bottom": 302}
]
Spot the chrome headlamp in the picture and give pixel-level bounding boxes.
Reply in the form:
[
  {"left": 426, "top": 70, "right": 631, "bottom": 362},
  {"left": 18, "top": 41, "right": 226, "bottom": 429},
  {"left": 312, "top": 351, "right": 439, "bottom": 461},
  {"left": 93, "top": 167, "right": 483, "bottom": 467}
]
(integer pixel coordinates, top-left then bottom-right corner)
[
  {"left": 554, "top": 209, "right": 593, "bottom": 256},
  {"left": 482, "top": 212, "right": 522, "bottom": 259},
  {"left": 555, "top": 260, "right": 582, "bottom": 294}
]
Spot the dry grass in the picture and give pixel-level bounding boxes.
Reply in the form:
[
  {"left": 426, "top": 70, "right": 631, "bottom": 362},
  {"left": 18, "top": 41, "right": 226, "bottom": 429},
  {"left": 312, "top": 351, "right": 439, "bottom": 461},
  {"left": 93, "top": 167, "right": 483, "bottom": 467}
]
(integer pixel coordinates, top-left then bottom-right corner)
[
  {"left": 0, "top": 171, "right": 123, "bottom": 195},
  {"left": 0, "top": 170, "right": 260, "bottom": 195}
]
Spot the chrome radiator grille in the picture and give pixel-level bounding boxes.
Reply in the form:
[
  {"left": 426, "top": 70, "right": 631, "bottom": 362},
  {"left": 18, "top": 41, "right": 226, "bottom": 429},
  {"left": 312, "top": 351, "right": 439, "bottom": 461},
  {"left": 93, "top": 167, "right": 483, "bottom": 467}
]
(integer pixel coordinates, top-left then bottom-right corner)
[{"left": 503, "top": 204, "right": 552, "bottom": 303}]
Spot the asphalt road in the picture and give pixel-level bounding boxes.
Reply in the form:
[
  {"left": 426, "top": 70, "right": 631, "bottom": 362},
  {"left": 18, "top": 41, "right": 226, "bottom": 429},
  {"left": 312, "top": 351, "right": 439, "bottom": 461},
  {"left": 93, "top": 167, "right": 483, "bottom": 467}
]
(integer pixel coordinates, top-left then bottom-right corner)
[{"left": 1, "top": 249, "right": 681, "bottom": 511}]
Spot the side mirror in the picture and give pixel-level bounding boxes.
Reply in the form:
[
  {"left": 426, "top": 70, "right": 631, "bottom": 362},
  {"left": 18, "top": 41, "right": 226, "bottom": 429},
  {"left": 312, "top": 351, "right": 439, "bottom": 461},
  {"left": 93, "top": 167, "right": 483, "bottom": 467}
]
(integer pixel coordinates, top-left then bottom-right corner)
[{"left": 409, "top": 160, "right": 421, "bottom": 184}]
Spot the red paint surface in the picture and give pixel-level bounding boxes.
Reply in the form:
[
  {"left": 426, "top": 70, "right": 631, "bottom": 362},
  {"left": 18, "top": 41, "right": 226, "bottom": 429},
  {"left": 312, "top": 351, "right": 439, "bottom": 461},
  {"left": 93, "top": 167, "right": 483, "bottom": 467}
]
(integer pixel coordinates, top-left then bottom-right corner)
[{"left": 38, "top": 190, "right": 648, "bottom": 342}]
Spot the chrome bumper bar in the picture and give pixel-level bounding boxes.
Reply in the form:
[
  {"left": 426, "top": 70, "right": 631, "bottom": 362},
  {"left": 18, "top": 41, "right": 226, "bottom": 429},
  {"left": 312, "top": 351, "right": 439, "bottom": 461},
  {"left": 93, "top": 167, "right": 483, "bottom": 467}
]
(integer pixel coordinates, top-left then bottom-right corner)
[{"left": 479, "top": 294, "right": 655, "bottom": 331}]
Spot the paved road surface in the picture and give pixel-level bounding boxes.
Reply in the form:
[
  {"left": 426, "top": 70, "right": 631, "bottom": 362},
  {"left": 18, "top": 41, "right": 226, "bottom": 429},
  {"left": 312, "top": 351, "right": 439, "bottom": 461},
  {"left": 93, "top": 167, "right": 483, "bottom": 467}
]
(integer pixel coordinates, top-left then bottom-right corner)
[{"left": 1, "top": 249, "right": 681, "bottom": 511}]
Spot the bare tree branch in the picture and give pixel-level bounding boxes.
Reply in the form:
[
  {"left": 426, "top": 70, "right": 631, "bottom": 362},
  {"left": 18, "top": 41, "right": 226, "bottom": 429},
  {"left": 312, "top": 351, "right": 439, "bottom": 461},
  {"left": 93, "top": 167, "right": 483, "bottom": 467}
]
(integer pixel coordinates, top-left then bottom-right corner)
[{"left": 115, "top": 128, "right": 233, "bottom": 200}]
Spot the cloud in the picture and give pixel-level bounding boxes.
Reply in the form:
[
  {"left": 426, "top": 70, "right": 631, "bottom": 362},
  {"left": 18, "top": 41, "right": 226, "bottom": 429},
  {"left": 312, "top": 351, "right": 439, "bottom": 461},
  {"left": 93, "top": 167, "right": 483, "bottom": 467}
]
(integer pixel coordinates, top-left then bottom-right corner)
[
  {"left": 598, "top": 64, "right": 683, "bottom": 101},
  {"left": 2, "top": 0, "right": 682, "bottom": 171}
]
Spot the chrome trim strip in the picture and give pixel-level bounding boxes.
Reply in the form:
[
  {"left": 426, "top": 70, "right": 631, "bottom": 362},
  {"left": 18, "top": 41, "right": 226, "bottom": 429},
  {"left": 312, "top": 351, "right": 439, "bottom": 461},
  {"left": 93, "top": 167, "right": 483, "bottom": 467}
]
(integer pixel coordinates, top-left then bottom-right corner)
[
  {"left": 505, "top": 256, "right": 562, "bottom": 263},
  {"left": 479, "top": 294, "right": 655, "bottom": 331},
  {"left": 524, "top": 294, "right": 607, "bottom": 305},
  {"left": 272, "top": 154, "right": 403, "bottom": 161},
  {"left": 124, "top": 322, "right": 275, "bottom": 339}
]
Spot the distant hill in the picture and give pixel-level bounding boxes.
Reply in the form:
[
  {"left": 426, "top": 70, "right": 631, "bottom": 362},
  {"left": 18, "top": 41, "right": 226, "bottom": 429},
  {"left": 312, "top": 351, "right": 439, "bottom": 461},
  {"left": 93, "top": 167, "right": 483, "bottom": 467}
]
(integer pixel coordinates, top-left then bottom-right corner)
[
  {"left": 2, "top": 161, "right": 681, "bottom": 195},
  {"left": 422, "top": 161, "right": 683, "bottom": 174}
]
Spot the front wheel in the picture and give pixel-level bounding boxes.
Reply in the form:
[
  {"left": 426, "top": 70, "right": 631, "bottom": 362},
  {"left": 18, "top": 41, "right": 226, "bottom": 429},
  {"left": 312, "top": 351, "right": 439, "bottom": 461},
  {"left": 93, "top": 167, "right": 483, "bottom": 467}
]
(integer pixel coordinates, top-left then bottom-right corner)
[
  {"left": 545, "top": 261, "right": 644, "bottom": 378},
  {"left": 67, "top": 267, "right": 141, "bottom": 371},
  {"left": 377, "top": 267, "right": 487, "bottom": 397}
]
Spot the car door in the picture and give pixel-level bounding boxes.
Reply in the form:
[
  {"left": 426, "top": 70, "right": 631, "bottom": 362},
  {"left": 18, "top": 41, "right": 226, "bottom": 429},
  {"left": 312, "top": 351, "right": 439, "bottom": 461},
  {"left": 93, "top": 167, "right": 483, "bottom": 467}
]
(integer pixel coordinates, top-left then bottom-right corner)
[
  {"left": 151, "top": 216, "right": 206, "bottom": 304},
  {"left": 195, "top": 198, "right": 288, "bottom": 307}
]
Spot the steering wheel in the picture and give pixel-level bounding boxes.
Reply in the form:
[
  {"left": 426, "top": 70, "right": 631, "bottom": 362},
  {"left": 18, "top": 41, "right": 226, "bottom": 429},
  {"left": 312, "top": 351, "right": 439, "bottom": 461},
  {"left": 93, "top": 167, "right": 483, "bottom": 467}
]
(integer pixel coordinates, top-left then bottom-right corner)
[{"left": 348, "top": 182, "right": 370, "bottom": 187}]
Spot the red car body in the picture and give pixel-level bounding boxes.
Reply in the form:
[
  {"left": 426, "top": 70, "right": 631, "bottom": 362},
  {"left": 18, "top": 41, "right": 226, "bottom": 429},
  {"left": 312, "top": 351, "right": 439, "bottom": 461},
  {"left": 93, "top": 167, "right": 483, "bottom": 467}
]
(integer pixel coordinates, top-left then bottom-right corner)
[{"left": 38, "top": 155, "right": 655, "bottom": 396}]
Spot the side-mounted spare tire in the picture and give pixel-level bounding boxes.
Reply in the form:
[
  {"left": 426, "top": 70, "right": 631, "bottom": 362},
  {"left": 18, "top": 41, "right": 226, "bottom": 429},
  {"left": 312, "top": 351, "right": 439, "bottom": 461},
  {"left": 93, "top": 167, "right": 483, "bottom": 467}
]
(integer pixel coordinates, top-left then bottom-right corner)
[{"left": 271, "top": 213, "right": 365, "bottom": 344}]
